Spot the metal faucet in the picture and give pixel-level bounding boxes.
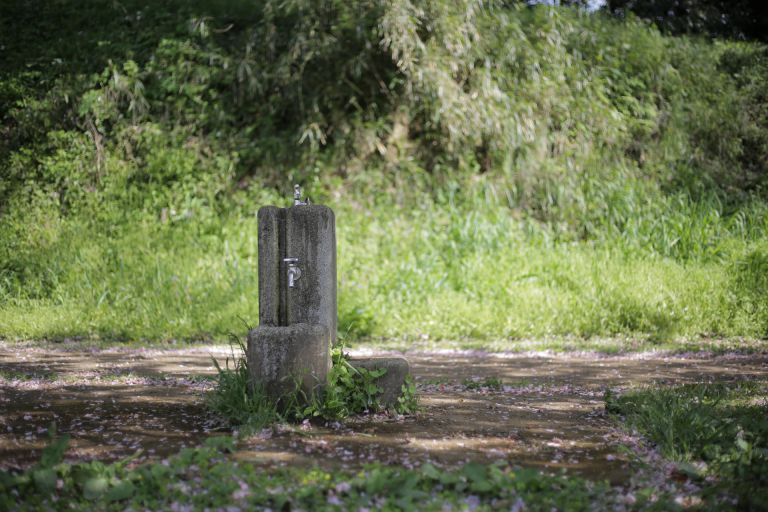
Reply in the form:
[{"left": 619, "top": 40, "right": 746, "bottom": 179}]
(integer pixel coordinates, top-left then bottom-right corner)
[
  {"left": 293, "top": 184, "right": 310, "bottom": 206},
  {"left": 283, "top": 257, "right": 302, "bottom": 288}
]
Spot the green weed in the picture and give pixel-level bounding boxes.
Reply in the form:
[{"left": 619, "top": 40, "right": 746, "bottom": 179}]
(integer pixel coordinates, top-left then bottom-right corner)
[
  {"left": 606, "top": 382, "right": 768, "bottom": 509},
  {"left": 1, "top": 434, "right": 627, "bottom": 511},
  {"left": 207, "top": 338, "right": 416, "bottom": 429},
  {"left": 396, "top": 376, "right": 419, "bottom": 415},
  {"left": 0, "top": 369, "right": 57, "bottom": 381},
  {"left": 206, "top": 336, "right": 278, "bottom": 430},
  {"left": 463, "top": 376, "right": 504, "bottom": 391},
  {"left": 300, "top": 345, "right": 387, "bottom": 420}
]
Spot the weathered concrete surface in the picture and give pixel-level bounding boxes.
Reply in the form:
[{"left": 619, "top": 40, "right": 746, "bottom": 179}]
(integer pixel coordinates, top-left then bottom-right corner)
[
  {"left": 247, "top": 324, "right": 331, "bottom": 400},
  {"left": 349, "top": 357, "right": 411, "bottom": 407},
  {"left": 256, "top": 204, "right": 337, "bottom": 343},
  {"left": 257, "top": 206, "right": 282, "bottom": 327},
  {"left": 285, "top": 205, "right": 337, "bottom": 344}
]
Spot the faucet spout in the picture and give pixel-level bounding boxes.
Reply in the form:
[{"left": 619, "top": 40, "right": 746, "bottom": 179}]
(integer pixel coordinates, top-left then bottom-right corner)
[
  {"left": 293, "top": 185, "right": 310, "bottom": 206},
  {"left": 283, "top": 257, "right": 302, "bottom": 288}
]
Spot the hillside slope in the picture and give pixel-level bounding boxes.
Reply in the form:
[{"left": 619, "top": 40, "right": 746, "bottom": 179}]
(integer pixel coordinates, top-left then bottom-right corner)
[{"left": 1, "top": 0, "right": 766, "bottom": 343}]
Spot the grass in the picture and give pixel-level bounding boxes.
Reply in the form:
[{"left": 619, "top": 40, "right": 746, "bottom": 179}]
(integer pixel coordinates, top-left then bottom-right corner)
[
  {"left": 606, "top": 381, "right": 768, "bottom": 510},
  {"left": 0, "top": 202, "right": 767, "bottom": 347},
  {"left": 0, "top": 434, "right": 638, "bottom": 511},
  {"left": 0, "top": 369, "right": 58, "bottom": 382},
  {"left": 358, "top": 335, "right": 768, "bottom": 354},
  {"left": 2, "top": 335, "right": 766, "bottom": 356},
  {"left": 463, "top": 376, "right": 504, "bottom": 391}
]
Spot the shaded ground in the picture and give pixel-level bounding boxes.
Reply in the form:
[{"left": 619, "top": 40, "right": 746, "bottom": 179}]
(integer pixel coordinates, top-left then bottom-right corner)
[{"left": 1, "top": 342, "right": 766, "bottom": 485}]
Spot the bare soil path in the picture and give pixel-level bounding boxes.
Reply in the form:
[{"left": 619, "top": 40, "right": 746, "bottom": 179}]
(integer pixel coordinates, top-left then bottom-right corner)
[{"left": 1, "top": 342, "right": 766, "bottom": 485}]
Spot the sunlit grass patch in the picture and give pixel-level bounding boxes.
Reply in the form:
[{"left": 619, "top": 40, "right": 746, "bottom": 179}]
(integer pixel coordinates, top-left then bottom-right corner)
[
  {"left": 354, "top": 335, "right": 768, "bottom": 354},
  {"left": 0, "top": 303, "right": 89, "bottom": 341}
]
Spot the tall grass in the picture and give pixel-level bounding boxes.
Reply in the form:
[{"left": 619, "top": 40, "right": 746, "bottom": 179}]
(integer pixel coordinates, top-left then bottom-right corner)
[
  {"left": 206, "top": 335, "right": 278, "bottom": 429},
  {"left": 0, "top": 193, "right": 765, "bottom": 342}
]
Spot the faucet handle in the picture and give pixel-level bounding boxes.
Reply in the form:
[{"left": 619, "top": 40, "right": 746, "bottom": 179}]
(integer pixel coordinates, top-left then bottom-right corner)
[{"left": 283, "top": 257, "right": 299, "bottom": 264}]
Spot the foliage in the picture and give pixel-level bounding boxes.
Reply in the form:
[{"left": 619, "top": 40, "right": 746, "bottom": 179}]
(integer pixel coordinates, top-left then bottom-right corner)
[
  {"left": 301, "top": 345, "right": 388, "bottom": 420},
  {"left": 206, "top": 335, "right": 279, "bottom": 430},
  {"left": 727, "top": 242, "right": 768, "bottom": 337},
  {"left": 0, "top": 434, "right": 627, "bottom": 511},
  {"left": 207, "top": 339, "right": 415, "bottom": 430},
  {"left": 463, "top": 376, "right": 504, "bottom": 391},
  {"left": 607, "top": 0, "right": 768, "bottom": 42},
  {"left": 1, "top": 0, "right": 768, "bottom": 343},
  {"left": 397, "top": 375, "right": 419, "bottom": 415},
  {"left": 0, "top": 424, "right": 143, "bottom": 509},
  {"left": 606, "top": 381, "right": 768, "bottom": 510}
]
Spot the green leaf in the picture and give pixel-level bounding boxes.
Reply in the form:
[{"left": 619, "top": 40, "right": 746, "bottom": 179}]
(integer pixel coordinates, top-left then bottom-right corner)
[
  {"left": 83, "top": 476, "right": 109, "bottom": 500},
  {"left": 105, "top": 480, "right": 135, "bottom": 502},
  {"left": 462, "top": 463, "right": 493, "bottom": 493},
  {"left": 204, "top": 435, "right": 235, "bottom": 452},
  {"left": 32, "top": 468, "right": 57, "bottom": 494},
  {"left": 675, "top": 461, "right": 703, "bottom": 480},
  {"left": 150, "top": 463, "right": 170, "bottom": 481},
  {"left": 39, "top": 424, "right": 70, "bottom": 468},
  {"left": 736, "top": 438, "right": 751, "bottom": 452},
  {"left": 420, "top": 463, "right": 441, "bottom": 481}
]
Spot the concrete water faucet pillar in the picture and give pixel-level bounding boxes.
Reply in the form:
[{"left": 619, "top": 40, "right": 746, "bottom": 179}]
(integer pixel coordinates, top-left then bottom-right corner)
[
  {"left": 247, "top": 184, "right": 410, "bottom": 408},
  {"left": 247, "top": 186, "right": 335, "bottom": 400},
  {"left": 256, "top": 194, "right": 337, "bottom": 343}
]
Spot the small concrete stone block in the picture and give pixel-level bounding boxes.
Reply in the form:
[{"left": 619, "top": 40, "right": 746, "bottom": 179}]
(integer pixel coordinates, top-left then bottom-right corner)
[
  {"left": 348, "top": 357, "right": 411, "bottom": 407},
  {"left": 247, "top": 323, "right": 331, "bottom": 401}
]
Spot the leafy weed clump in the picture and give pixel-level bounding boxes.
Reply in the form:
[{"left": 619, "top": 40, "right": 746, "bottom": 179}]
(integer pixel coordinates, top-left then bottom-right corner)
[
  {"left": 300, "top": 345, "right": 389, "bottom": 420},
  {"left": 206, "top": 336, "right": 416, "bottom": 431}
]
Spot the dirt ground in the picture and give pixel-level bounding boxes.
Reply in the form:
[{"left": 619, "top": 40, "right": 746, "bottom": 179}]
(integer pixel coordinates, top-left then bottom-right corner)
[{"left": 1, "top": 342, "right": 766, "bottom": 485}]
